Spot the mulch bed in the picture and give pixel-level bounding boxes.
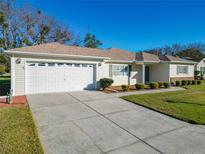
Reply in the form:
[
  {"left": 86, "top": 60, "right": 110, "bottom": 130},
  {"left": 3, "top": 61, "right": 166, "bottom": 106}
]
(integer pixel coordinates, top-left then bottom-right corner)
[
  {"left": 0, "top": 95, "right": 28, "bottom": 108},
  {"left": 103, "top": 85, "right": 150, "bottom": 93}
]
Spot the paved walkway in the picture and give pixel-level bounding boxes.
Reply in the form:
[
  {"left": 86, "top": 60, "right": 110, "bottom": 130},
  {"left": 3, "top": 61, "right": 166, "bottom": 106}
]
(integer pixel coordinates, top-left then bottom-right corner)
[
  {"left": 111, "top": 86, "right": 184, "bottom": 97},
  {"left": 27, "top": 90, "right": 205, "bottom": 154}
]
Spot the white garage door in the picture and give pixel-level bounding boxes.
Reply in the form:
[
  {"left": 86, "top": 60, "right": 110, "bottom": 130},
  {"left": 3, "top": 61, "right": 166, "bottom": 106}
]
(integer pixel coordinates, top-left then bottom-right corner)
[{"left": 26, "top": 62, "right": 95, "bottom": 94}]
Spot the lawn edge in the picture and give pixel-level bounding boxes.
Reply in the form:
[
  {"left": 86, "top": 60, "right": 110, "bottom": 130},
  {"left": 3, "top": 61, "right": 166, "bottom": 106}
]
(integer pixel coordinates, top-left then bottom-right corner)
[
  {"left": 28, "top": 106, "right": 45, "bottom": 154},
  {"left": 121, "top": 95, "right": 205, "bottom": 125}
]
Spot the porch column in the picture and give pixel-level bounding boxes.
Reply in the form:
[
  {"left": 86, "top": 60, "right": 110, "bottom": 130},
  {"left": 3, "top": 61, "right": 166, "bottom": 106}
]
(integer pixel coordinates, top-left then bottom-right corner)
[{"left": 142, "top": 64, "right": 145, "bottom": 84}]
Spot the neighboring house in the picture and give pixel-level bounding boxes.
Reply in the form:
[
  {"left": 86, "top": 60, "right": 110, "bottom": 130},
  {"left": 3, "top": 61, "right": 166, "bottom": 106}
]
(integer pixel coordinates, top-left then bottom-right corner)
[
  {"left": 195, "top": 58, "right": 205, "bottom": 78},
  {"left": 5, "top": 43, "right": 196, "bottom": 96}
]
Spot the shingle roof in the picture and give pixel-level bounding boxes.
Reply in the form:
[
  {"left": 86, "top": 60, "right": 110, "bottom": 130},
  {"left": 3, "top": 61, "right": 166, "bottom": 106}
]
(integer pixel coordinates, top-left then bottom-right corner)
[
  {"left": 11, "top": 42, "right": 108, "bottom": 57},
  {"left": 135, "top": 52, "right": 160, "bottom": 62},
  {"left": 11, "top": 43, "right": 136, "bottom": 61},
  {"left": 160, "top": 55, "right": 185, "bottom": 61},
  {"left": 105, "top": 48, "right": 135, "bottom": 61},
  {"left": 9, "top": 43, "right": 195, "bottom": 63}
]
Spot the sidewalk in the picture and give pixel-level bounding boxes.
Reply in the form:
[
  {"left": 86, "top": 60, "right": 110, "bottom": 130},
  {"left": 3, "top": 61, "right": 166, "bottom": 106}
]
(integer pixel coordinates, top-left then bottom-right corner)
[{"left": 110, "top": 87, "right": 185, "bottom": 97}]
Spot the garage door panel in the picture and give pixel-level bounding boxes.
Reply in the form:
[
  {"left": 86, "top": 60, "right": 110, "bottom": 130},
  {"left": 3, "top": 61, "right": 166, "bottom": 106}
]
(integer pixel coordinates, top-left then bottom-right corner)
[{"left": 26, "top": 62, "right": 95, "bottom": 94}]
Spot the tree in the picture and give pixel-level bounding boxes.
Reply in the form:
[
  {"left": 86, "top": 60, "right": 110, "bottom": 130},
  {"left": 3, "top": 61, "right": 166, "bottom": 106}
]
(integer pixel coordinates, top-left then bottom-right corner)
[
  {"left": 176, "top": 48, "right": 204, "bottom": 61},
  {"left": 143, "top": 42, "right": 205, "bottom": 61},
  {"left": 0, "top": 0, "right": 74, "bottom": 73},
  {"left": 83, "top": 33, "right": 102, "bottom": 48},
  {"left": 0, "top": 0, "right": 73, "bottom": 49}
]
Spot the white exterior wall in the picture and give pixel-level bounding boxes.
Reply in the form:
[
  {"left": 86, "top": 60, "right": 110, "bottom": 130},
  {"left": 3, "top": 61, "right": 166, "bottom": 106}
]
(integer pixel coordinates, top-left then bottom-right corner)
[
  {"left": 106, "top": 63, "right": 142, "bottom": 86},
  {"left": 196, "top": 58, "right": 205, "bottom": 70},
  {"left": 169, "top": 63, "right": 195, "bottom": 78},
  {"left": 110, "top": 64, "right": 129, "bottom": 86},
  {"left": 12, "top": 57, "right": 26, "bottom": 96},
  {"left": 149, "top": 63, "right": 170, "bottom": 82},
  {"left": 12, "top": 55, "right": 104, "bottom": 96},
  {"left": 130, "top": 64, "right": 142, "bottom": 84}
]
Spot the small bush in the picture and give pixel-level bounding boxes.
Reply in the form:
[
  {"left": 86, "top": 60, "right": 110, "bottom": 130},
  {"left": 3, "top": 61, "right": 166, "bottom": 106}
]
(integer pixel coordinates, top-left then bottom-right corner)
[
  {"left": 135, "top": 83, "right": 145, "bottom": 90},
  {"left": 187, "top": 80, "right": 191, "bottom": 85},
  {"left": 192, "top": 80, "right": 197, "bottom": 85},
  {"left": 163, "top": 82, "right": 170, "bottom": 88},
  {"left": 158, "top": 82, "right": 164, "bottom": 88},
  {"left": 175, "top": 80, "right": 181, "bottom": 86},
  {"left": 182, "top": 80, "right": 188, "bottom": 86},
  {"left": 197, "top": 80, "right": 202, "bottom": 85},
  {"left": 121, "top": 85, "right": 129, "bottom": 91},
  {"left": 99, "top": 78, "right": 113, "bottom": 90},
  {"left": 150, "top": 82, "right": 159, "bottom": 89}
]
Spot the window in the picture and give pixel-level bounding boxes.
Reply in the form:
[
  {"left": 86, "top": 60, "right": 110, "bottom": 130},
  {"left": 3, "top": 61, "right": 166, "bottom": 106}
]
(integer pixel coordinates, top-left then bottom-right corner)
[
  {"left": 48, "top": 63, "right": 55, "bottom": 67},
  {"left": 28, "top": 63, "right": 35, "bottom": 66},
  {"left": 177, "top": 65, "right": 188, "bottom": 74},
  {"left": 82, "top": 64, "right": 88, "bottom": 67},
  {"left": 66, "top": 63, "right": 72, "bottom": 67},
  {"left": 74, "top": 64, "right": 80, "bottom": 67},
  {"left": 112, "top": 65, "right": 128, "bottom": 76},
  {"left": 38, "top": 63, "right": 46, "bottom": 66},
  {"left": 57, "top": 63, "right": 64, "bottom": 66},
  {"left": 200, "top": 67, "right": 205, "bottom": 75}
]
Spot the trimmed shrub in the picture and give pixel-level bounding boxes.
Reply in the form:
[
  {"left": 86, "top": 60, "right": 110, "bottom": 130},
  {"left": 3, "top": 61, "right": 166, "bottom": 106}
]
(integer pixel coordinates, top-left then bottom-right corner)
[
  {"left": 135, "top": 83, "right": 145, "bottom": 90},
  {"left": 99, "top": 78, "right": 113, "bottom": 90},
  {"left": 192, "top": 80, "right": 197, "bottom": 85},
  {"left": 187, "top": 80, "right": 191, "bottom": 85},
  {"left": 197, "top": 80, "right": 202, "bottom": 85},
  {"left": 175, "top": 80, "right": 181, "bottom": 86},
  {"left": 182, "top": 80, "right": 188, "bottom": 86},
  {"left": 158, "top": 82, "right": 164, "bottom": 88},
  {"left": 163, "top": 82, "right": 170, "bottom": 88},
  {"left": 150, "top": 82, "right": 159, "bottom": 89},
  {"left": 121, "top": 85, "right": 129, "bottom": 91}
]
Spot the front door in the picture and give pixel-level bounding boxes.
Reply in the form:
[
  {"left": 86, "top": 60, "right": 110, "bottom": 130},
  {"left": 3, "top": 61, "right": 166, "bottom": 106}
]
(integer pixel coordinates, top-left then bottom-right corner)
[{"left": 145, "top": 66, "right": 149, "bottom": 83}]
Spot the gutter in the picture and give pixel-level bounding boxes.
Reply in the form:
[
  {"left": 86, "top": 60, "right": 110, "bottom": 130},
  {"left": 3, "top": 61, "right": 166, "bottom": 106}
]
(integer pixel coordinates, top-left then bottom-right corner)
[
  {"left": 5, "top": 50, "right": 111, "bottom": 60},
  {"left": 136, "top": 60, "right": 161, "bottom": 63},
  {"left": 161, "top": 60, "right": 197, "bottom": 64},
  {"left": 105, "top": 60, "right": 135, "bottom": 63}
]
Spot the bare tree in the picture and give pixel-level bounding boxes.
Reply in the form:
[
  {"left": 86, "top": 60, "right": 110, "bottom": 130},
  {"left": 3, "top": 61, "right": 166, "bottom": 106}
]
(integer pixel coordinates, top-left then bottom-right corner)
[{"left": 0, "top": 0, "right": 73, "bottom": 49}]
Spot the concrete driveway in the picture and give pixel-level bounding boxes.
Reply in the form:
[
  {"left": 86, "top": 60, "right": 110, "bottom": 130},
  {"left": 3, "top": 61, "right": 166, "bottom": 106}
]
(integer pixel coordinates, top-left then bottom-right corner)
[{"left": 27, "top": 91, "right": 205, "bottom": 154}]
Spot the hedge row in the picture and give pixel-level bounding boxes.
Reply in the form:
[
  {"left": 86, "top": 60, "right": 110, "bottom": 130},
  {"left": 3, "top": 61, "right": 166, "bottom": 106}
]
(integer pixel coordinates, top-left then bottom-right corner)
[
  {"left": 175, "top": 80, "right": 202, "bottom": 86},
  {"left": 120, "top": 82, "right": 170, "bottom": 91}
]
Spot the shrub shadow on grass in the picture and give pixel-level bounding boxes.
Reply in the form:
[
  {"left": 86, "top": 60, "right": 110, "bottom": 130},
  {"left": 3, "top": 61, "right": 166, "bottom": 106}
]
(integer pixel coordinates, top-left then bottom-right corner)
[{"left": 166, "top": 100, "right": 205, "bottom": 106}]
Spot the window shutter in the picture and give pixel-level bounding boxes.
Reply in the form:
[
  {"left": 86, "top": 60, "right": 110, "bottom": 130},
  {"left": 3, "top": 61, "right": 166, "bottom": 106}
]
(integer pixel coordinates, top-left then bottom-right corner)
[{"left": 109, "top": 64, "right": 112, "bottom": 77}]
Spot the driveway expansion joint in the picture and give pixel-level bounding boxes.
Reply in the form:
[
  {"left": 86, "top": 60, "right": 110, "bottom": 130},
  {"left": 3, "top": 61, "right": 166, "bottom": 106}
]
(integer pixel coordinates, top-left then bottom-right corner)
[
  {"left": 72, "top": 122, "right": 105, "bottom": 153},
  {"left": 36, "top": 114, "right": 101, "bottom": 129},
  {"left": 143, "top": 125, "right": 188, "bottom": 141},
  {"left": 68, "top": 92, "right": 164, "bottom": 154}
]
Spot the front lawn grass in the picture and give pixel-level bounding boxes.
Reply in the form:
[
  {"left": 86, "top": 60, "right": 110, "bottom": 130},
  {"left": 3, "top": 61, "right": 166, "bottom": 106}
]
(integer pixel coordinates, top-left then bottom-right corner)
[
  {"left": 121, "top": 84, "right": 205, "bottom": 125},
  {"left": 0, "top": 107, "right": 44, "bottom": 154}
]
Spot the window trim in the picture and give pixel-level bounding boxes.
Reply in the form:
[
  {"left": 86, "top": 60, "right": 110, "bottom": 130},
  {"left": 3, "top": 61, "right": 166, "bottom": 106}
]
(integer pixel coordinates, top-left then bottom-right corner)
[
  {"left": 200, "top": 67, "right": 205, "bottom": 75},
  {"left": 177, "top": 65, "right": 188, "bottom": 74},
  {"left": 112, "top": 64, "right": 129, "bottom": 76}
]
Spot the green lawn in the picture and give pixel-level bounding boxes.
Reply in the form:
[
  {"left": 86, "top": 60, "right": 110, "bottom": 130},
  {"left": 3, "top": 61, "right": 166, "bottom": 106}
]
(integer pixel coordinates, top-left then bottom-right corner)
[
  {"left": 0, "top": 107, "right": 44, "bottom": 154},
  {"left": 122, "top": 84, "right": 205, "bottom": 125}
]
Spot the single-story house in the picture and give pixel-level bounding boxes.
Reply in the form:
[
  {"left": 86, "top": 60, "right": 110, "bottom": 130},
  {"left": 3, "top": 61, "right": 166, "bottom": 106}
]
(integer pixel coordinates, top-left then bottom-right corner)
[
  {"left": 195, "top": 58, "right": 205, "bottom": 78},
  {"left": 5, "top": 43, "right": 196, "bottom": 96}
]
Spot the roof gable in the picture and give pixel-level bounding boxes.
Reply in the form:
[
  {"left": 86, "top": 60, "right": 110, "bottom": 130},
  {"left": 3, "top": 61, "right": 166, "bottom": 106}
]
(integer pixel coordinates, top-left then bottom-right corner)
[
  {"left": 105, "top": 48, "right": 135, "bottom": 61},
  {"left": 135, "top": 52, "right": 160, "bottom": 62}
]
